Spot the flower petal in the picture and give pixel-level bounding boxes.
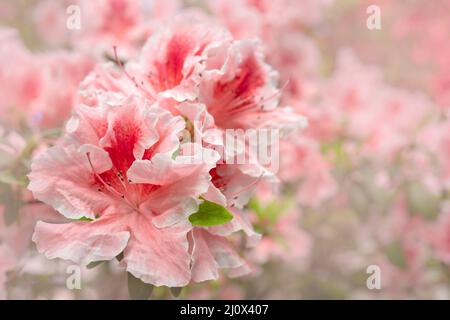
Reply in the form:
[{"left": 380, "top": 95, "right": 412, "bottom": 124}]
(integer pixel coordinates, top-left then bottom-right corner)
[
  {"left": 32, "top": 215, "right": 130, "bottom": 265},
  {"left": 28, "top": 145, "right": 113, "bottom": 219},
  {"left": 123, "top": 215, "right": 191, "bottom": 287},
  {"left": 190, "top": 229, "right": 247, "bottom": 283}
]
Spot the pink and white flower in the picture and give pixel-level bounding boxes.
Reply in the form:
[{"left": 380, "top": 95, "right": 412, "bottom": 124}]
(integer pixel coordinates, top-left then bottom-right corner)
[{"left": 29, "top": 96, "right": 217, "bottom": 287}]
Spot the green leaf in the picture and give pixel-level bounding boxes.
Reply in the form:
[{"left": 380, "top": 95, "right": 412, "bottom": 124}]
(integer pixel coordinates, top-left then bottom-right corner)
[
  {"left": 77, "top": 216, "right": 94, "bottom": 222},
  {"left": 0, "top": 171, "right": 18, "bottom": 185},
  {"left": 406, "top": 181, "right": 439, "bottom": 220},
  {"left": 127, "top": 272, "right": 154, "bottom": 300},
  {"left": 320, "top": 139, "right": 349, "bottom": 168},
  {"left": 87, "top": 261, "right": 104, "bottom": 269},
  {"left": 265, "top": 201, "right": 285, "bottom": 223},
  {"left": 247, "top": 197, "right": 263, "bottom": 217},
  {"left": 247, "top": 197, "right": 290, "bottom": 223},
  {"left": 385, "top": 240, "right": 408, "bottom": 269},
  {"left": 188, "top": 199, "right": 233, "bottom": 227}
]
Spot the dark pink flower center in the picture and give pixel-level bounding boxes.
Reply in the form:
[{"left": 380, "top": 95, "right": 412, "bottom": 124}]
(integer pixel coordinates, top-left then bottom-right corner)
[{"left": 86, "top": 117, "right": 160, "bottom": 212}]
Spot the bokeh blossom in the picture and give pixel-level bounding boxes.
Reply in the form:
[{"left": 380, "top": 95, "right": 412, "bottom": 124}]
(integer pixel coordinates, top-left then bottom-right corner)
[{"left": 0, "top": 0, "right": 448, "bottom": 300}]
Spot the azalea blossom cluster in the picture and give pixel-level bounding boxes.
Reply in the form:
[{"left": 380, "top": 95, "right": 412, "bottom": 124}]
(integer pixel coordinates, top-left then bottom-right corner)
[
  {"left": 29, "top": 10, "right": 308, "bottom": 289},
  {"left": 0, "top": 0, "right": 449, "bottom": 299}
]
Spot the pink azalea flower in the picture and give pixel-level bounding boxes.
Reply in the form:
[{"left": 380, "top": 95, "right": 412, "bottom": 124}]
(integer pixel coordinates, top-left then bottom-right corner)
[
  {"left": 0, "top": 28, "right": 42, "bottom": 123},
  {"left": 33, "top": 0, "right": 182, "bottom": 55},
  {"left": 176, "top": 37, "right": 306, "bottom": 207},
  {"left": 125, "top": 19, "right": 306, "bottom": 207},
  {"left": 0, "top": 126, "right": 26, "bottom": 168},
  {"left": 198, "top": 38, "right": 305, "bottom": 131},
  {"left": 29, "top": 96, "right": 217, "bottom": 287},
  {"left": 29, "top": 51, "right": 94, "bottom": 128},
  {"left": 0, "top": 198, "right": 62, "bottom": 299},
  {"left": 189, "top": 228, "right": 249, "bottom": 283},
  {"left": 279, "top": 138, "right": 336, "bottom": 207},
  {"left": 125, "top": 14, "right": 305, "bottom": 132},
  {"left": 172, "top": 101, "right": 279, "bottom": 210},
  {"left": 209, "top": 0, "right": 327, "bottom": 106},
  {"left": 250, "top": 208, "right": 311, "bottom": 265},
  {"left": 208, "top": 0, "right": 265, "bottom": 40},
  {"left": 265, "top": 32, "right": 320, "bottom": 102},
  {"left": 73, "top": 0, "right": 182, "bottom": 60},
  {"left": 370, "top": 200, "right": 429, "bottom": 296},
  {"left": 209, "top": 0, "right": 334, "bottom": 37},
  {"left": 32, "top": 0, "right": 71, "bottom": 47},
  {"left": 77, "top": 62, "right": 137, "bottom": 108},
  {"left": 127, "top": 13, "right": 232, "bottom": 102},
  {"left": 0, "top": 28, "right": 93, "bottom": 128}
]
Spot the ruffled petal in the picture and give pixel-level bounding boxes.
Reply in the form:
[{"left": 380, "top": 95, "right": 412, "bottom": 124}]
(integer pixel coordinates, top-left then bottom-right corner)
[
  {"left": 123, "top": 215, "right": 191, "bottom": 287},
  {"left": 28, "top": 145, "right": 113, "bottom": 219},
  {"left": 32, "top": 215, "right": 130, "bottom": 265},
  {"left": 190, "top": 229, "right": 248, "bottom": 283}
]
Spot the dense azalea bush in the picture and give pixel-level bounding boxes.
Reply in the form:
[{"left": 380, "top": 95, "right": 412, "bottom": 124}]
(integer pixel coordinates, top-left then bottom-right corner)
[{"left": 0, "top": 0, "right": 449, "bottom": 299}]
